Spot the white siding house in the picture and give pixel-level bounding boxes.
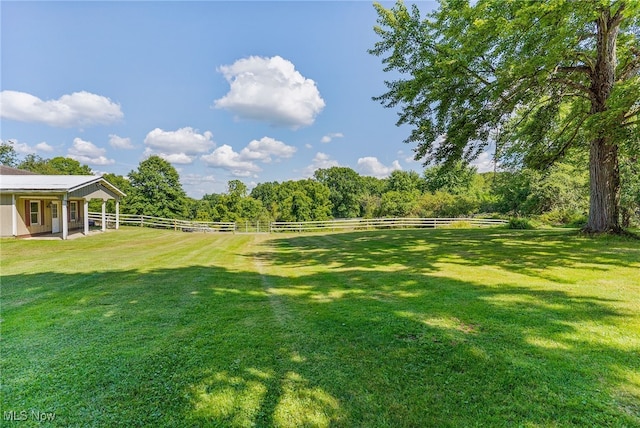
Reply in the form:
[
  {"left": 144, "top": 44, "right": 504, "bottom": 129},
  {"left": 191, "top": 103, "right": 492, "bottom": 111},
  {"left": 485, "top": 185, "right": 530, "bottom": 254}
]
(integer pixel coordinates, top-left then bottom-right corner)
[{"left": 0, "top": 167, "right": 125, "bottom": 239}]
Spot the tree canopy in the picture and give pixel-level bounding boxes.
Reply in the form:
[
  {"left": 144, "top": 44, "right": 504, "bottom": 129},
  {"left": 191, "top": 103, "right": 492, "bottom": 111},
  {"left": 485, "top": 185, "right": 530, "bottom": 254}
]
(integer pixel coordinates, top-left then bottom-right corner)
[
  {"left": 371, "top": 0, "right": 640, "bottom": 233},
  {"left": 127, "top": 156, "right": 187, "bottom": 219}
]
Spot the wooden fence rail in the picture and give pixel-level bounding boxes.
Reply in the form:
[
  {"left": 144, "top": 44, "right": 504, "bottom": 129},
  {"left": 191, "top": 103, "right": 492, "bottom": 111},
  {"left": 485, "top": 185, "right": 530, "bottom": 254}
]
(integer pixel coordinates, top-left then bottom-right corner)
[
  {"left": 87, "top": 212, "right": 236, "bottom": 232},
  {"left": 89, "top": 212, "right": 508, "bottom": 234},
  {"left": 269, "top": 217, "right": 508, "bottom": 232}
]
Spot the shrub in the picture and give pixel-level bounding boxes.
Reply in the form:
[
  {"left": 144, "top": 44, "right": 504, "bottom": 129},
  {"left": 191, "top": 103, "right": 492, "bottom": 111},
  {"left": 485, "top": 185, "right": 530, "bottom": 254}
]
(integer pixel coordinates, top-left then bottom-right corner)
[
  {"left": 444, "top": 221, "right": 473, "bottom": 229},
  {"left": 508, "top": 217, "right": 536, "bottom": 229}
]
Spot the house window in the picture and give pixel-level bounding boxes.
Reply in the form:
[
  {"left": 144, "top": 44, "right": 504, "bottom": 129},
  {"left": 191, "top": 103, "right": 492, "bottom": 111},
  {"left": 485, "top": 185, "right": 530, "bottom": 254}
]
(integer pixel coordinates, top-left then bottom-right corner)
[
  {"left": 70, "top": 201, "right": 78, "bottom": 221},
  {"left": 30, "top": 201, "right": 41, "bottom": 225}
]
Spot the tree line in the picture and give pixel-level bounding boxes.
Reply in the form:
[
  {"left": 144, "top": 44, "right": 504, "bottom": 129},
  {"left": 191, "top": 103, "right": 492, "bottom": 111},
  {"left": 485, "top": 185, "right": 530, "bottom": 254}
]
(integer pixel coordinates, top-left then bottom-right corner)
[{"left": 3, "top": 143, "right": 638, "bottom": 228}]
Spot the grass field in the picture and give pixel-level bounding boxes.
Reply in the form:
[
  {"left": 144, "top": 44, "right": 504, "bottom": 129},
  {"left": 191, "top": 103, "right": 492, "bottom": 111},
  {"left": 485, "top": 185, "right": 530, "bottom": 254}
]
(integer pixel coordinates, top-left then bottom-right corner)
[{"left": 1, "top": 227, "right": 639, "bottom": 427}]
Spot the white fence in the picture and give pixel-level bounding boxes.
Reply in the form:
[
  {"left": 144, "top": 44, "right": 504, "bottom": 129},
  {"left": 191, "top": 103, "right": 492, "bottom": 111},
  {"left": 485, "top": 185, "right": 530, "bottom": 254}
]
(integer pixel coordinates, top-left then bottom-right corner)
[
  {"left": 87, "top": 212, "right": 236, "bottom": 232},
  {"left": 269, "top": 217, "right": 508, "bottom": 232},
  {"left": 89, "top": 212, "right": 507, "bottom": 234}
]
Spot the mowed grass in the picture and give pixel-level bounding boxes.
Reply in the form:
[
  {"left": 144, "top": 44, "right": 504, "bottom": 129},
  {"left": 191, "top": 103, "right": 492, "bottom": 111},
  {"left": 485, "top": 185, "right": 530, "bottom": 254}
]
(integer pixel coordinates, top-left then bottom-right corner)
[{"left": 1, "top": 227, "right": 639, "bottom": 427}]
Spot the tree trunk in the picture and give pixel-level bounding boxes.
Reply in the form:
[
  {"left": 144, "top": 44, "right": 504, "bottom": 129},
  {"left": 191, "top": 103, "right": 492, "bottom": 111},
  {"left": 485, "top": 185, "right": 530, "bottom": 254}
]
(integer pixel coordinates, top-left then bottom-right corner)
[
  {"left": 584, "top": 6, "right": 623, "bottom": 233},
  {"left": 585, "top": 138, "right": 621, "bottom": 233}
]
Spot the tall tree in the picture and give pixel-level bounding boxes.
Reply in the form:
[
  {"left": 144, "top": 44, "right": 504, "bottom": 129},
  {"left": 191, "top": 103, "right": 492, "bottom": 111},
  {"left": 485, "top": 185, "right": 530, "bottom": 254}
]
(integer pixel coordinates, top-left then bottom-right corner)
[
  {"left": 47, "top": 157, "right": 93, "bottom": 175},
  {"left": 371, "top": 0, "right": 639, "bottom": 233},
  {"left": 127, "top": 156, "right": 187, "bottom": 218},
  {"left": 0, "top": 141, "right": 19, "bottom": 167},
  {"left": 16, "top": 154, "right": 93, "bottom": 175},
  {"left": 314, "top": 167, "right": 363, "bottom": 218}
]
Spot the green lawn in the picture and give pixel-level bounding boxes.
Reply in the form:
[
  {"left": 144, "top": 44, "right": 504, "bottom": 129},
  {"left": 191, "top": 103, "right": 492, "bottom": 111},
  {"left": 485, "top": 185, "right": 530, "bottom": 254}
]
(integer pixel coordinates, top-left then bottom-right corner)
[{"left": 1, "top": 227, "right": 639, "bottom": 427}]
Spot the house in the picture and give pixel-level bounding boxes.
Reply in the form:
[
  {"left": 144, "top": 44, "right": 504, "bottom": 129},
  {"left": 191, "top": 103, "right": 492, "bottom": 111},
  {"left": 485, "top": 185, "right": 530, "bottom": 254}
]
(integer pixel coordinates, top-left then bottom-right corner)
[{"left": 0, "top": 166, "right": 126, "bottom": 239}]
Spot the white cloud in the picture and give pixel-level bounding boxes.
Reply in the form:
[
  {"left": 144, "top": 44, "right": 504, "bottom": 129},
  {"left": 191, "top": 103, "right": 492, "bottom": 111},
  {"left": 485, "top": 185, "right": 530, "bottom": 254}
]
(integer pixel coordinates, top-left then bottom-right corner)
[
  {"left": 35, "top": 142, "right": 54, "bottom": 152},
  {"left": 240, "top": 137, "right": 296, "bottom": 163},
  {"left": 144, "top": 127, "right": 214, "bottom": 154},
  {"left": 305, "top": 143, "right": 313, "bottom": 149},
  {"left": 320, "top": 132, "right": 344, "bottom": 143},
  {"left": 357, "top": 157, "right": 402, "bottom": 178},
  {"left": 302, "top": 152, "right": 339, "bottom": 177},
  {"left": 202, "top": 144, "right": 262, "bottom": 177},
  {"left": 68, "top": 137, "right": 115, "bottom": 166},
  {"left": 202, "top": 137, "right": 296, "bottom": 177},
  {"left": 143, "top": 127, "right": 215, "bottom": 165},
  {"left": 109, "top": 134, "right": 134, "bottom": 149},
  {"left": 470, "top": 151, "right": 496, "bottom": 173},
  {"left": 181, "top": 173, "right": 217, "bottom": 186},
  {"left": 160, "top": 153, "right": 194, "bottom": 165},
  {"left": 4, "top": 139, "right": 53, "bottom": 155},
  {"left": 214, "top": 55, "right": 325, "bottom": 129},
  {"left": 397, "top": 149, "right": 418, "bottom": 164},
  {"left": 0, "top": 90, "right": 123, "bottom": 127}
]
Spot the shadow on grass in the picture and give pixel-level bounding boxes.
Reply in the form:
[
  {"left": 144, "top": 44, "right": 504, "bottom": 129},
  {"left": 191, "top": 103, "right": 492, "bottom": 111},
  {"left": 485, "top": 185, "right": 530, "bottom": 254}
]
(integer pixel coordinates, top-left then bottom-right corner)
[
  {"left": 258, "top": 228, "right": 640, "bottom": 279},
  {"left": 2, "top": 228, "right": 639, "bottom": 426}
]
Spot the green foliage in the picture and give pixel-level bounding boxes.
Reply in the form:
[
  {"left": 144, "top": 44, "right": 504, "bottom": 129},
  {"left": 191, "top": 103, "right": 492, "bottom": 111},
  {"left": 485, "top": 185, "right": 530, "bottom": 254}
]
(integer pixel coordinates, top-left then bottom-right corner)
[
  {"left": 13, "top": 153, "right": 94, "bottom": 175},
  {"left": 413, "top": 191, "right": 479, "bottom": 218},
  {"left": 538, "top": 210, "right": 587, "bottom": 228},
  {"left": 47, "top": 157, "right": 93, "bottom": 175},
  {"left": 422, "top": 162, "right": 478, "bottom": 195},
  {"left": 277, "top": 179, "right": 332, "bottom": 222},
  {"left": 126, "top": 156, "right": 187, "bottom": 218},
  {"left": 0, "top": 141, "right": 19, "bottom": 167},
  {"left": 371, "top": 0, "right": 640, "bottom": 232},
  {"left": 386, "top": 170, "right": 423, "bottom": 193},
  {"left": 620, "top": 157, "right": 640, "bottom": 227},
  {"left": 507, "top": 217, "right": 536, "bottom": 230},
  {"left": 314, "top": 166, "right": 363, "bottom": 218},
  {"left": 379, "top": 190, "right": 419, "bottom": 217}
]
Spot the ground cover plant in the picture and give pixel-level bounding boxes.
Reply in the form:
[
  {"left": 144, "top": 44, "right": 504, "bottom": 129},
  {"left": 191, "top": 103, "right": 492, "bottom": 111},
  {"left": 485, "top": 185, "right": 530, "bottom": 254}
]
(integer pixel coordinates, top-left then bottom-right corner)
[{"left": 1, "top": 227, "right": 639, "bottom": 427}]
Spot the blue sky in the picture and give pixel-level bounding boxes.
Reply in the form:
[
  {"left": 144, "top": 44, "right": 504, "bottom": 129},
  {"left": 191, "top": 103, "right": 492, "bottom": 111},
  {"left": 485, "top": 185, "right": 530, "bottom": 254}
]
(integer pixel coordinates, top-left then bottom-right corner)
[{"left": 1, "top": 0, "right": 493, "bottom": 197}]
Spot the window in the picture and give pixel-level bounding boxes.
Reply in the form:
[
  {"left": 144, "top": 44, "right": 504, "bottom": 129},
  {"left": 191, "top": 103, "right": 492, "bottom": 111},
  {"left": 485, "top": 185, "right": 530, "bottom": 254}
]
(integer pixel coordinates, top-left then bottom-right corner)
[
  {"left": 30, "top": 201, "right": 41, "bottom": 225},
  {"left": 70, "top": 201, "right": 78, "bottom": 221}
]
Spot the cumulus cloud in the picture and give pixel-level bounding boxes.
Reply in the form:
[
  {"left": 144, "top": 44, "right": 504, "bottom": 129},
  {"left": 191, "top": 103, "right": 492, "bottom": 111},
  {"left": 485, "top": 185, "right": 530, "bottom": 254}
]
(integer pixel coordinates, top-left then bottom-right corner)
[
  {"left": 214, "top": 55, "right": 325, "bottom": 129},
  {"left": 143, "top": 127, "right": 215, "bottom": 165},
  {"left": 201, "top": 144, "right": 262, "bottom": 177},
  {"left": 240, "top": 137, "right": 296, "bottom": 163},
  {"left": 109, "top": 134, "right": 134, "bottom": 149},
  {"left": 201, "top": 136, "right": 296, "bottom": 177},
  {"left": 0, "top": 90, "right": 123, "bottom": 127},
  {"left": 470, "top": 150, "right": 496, "bottom": 173},
  {"left": 357, "top": 157, "right": 402, "bottom": 178},
  {"left": 302, "top": 152, "right": 340, "bottom": 177},
  {"left": 320, "top": 132, "right": 344, "bottom": 144},
  {"left": 68, "top": 137, "right": 115, "bottom": 166},
  {"left": 3, "top": 139, "right": 53, "bottom": 155},
  {"left": 35, "top": 142, "right": 54, "bottom": 152},
  {"left": 397, "top": 149, "right": 419, "bottom": 164},
  {"left": 181, "top": 173, "right": 217, "bottom": 186}
]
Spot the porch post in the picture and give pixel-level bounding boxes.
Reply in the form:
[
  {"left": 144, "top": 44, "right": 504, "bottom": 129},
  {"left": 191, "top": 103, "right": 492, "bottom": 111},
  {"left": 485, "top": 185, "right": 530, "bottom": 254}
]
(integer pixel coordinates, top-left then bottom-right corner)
[
  {"left": 11, "top": 194, "right": 17, "bottom": 236},
  {"left": 115, "top": 199, "right": 120, "bottom": 230},
  {"left": 84, "top": 199, "right": 89, "bottom": 235},
  {"left": 62, "top": 194, "right": 69, "bottom": 240},
  {"left": 101, "top": 200, "right": 106, "bottom": 232}
]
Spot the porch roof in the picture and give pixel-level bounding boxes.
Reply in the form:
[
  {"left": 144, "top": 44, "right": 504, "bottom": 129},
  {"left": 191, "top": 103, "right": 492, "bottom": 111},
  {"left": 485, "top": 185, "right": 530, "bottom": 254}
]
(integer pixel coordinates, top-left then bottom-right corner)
[{"left": 0, "top": 175, "right": 126, "bottom": 197}]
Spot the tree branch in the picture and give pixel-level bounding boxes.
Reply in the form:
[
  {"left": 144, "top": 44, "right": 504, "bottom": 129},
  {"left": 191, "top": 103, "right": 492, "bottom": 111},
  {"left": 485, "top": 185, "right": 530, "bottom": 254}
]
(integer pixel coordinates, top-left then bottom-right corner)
[
  {"left": 609, "top": 1, "right": 626, "bottom": 28},
  {"left": 617, "top": 47, "right": 640, "bottom": 82},
  {"left": 549, "top": 76, "right": 596, "bottom": 98},
  {"left": 555, "top": 65, "right": 592, "bottom": 74}
]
